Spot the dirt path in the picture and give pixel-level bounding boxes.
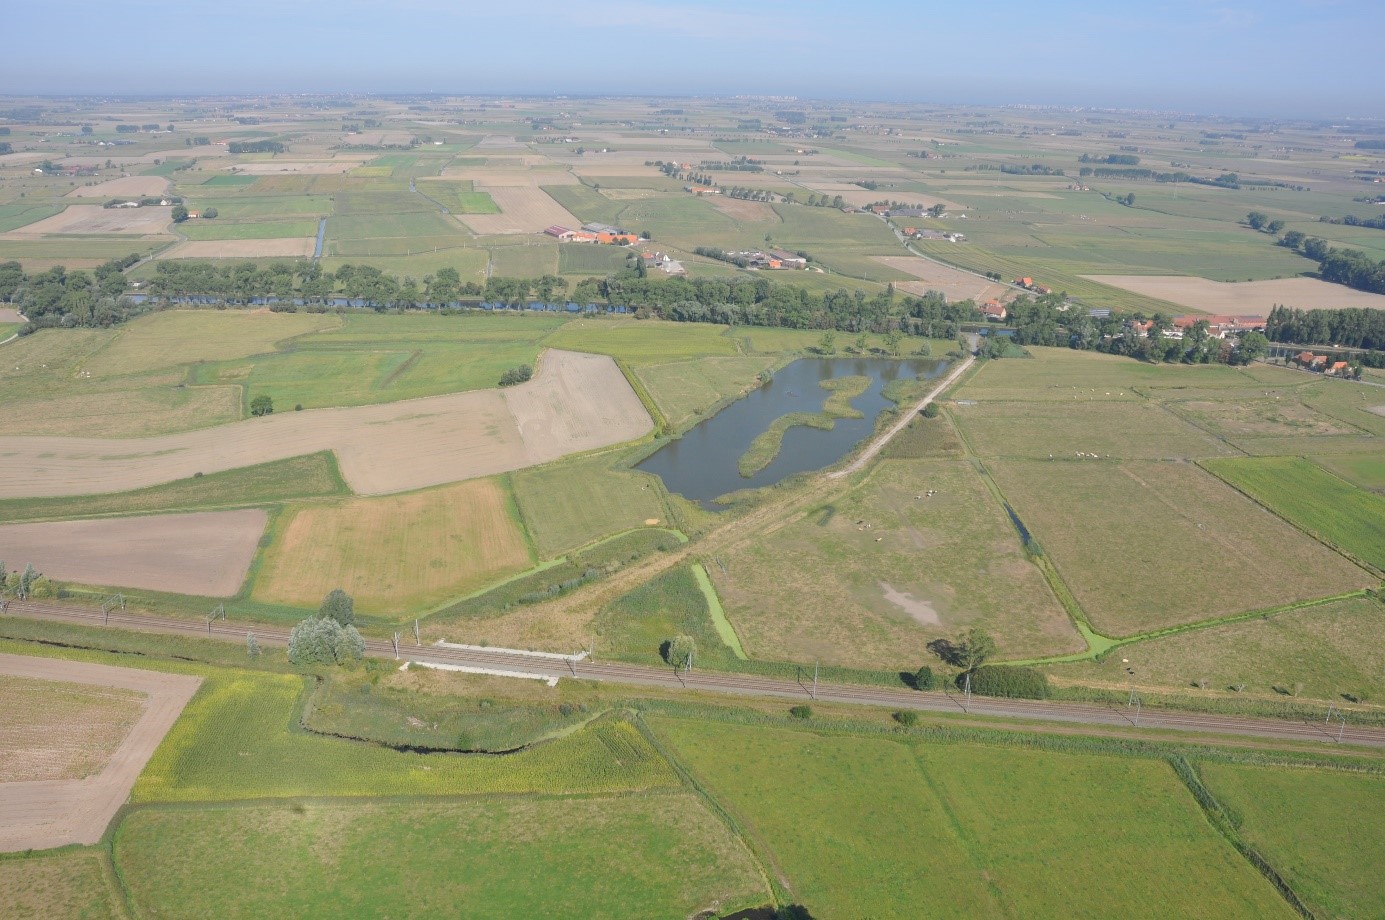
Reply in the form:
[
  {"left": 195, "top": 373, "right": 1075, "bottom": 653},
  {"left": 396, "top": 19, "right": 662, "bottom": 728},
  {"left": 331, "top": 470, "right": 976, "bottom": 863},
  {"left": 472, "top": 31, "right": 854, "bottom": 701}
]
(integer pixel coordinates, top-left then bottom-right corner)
[
  {"left": 830, "top": 354, "right": 974, "bottom": 478},
  {"left": 0, "top": 654, "right": 200, "bottom": 851}
]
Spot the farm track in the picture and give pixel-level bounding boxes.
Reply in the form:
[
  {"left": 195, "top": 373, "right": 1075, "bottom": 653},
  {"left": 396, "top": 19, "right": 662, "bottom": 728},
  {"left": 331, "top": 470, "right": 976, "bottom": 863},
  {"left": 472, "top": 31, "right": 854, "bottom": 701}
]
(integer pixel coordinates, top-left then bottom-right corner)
[{"left": 7, "top": 598, "right": 1384, "bottom": 749}]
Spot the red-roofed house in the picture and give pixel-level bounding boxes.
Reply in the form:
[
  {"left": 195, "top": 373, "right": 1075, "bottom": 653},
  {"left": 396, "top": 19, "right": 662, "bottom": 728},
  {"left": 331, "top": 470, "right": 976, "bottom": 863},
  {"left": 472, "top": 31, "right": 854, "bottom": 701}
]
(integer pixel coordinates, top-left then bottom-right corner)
[
  {"left": 980, "top": 301, "right": 1007, "bottom": 321},
  {"left": 1328, "top": 360, "right": 1351, "bottom": 376}
]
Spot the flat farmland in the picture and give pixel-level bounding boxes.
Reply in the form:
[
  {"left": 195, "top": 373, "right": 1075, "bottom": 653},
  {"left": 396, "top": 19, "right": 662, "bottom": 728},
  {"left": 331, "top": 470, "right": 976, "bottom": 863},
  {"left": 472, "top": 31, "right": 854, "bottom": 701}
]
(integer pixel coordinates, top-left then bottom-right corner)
[
  {"left": 253, "top": 478, "right": 531, "bottom": 613},
  {"left": 990, "top": 460, "right": 1375, "bottom": 635},
  {"left": 1166, "top": 393, "right": 1361, "bottom": 440},
  {"left": 1086, "top": 274, "right": 1385, "bottom": 312},
  {"left": 511, "top": 458, "right": 668, "bottom": 557},
  {"left": 542, "top": 184, "right": 626, "bottom": 226},
  {"left": 65, "top": 176, "right": 170, "bottom": 198},
  {"left": 954, "top": 346, "right": 1261, "bottom": 402},
  {"left": 1199, "top": 763, "right": 1385, "bottom": 920},
  {"left": 157, "top": 238, "right": 316, "bottom": 258},
  {"left": 1315, "top": 452, "right": 1385, "bottom": 491},
  {"left": 541, "top": 318, "right": 737, "bottom": 365},
  {"left": 556, "top": 242, "right": 632, "bottom": 275},
  {"left": 1202, "top": 456, "right": 1385, "bottom": 571},
  {"left": 114, "top": 795, "right": 766, "bottom": 920},
  {"left": 0, "top": 349, "right": 651, "bottom": 498},
  {"left": 81, "top": 310, "right": 339, "bottom": 377},
  {"left": 1051, "top": 596, "right": 1385, "bottom": 703},
  {"left": 873, "top": 254, "right": 1012, "bottom": 301},
  {"left": 954, "top": 400, "right": 1232, "bottom": 459},
  {"left": 0, "top": 850, "right": 122, "bottom": 920},
  {"left": 652, "top": 718, "right": 1294, "bottom": 920},
  {"left": 488, "top": 242, "right": 558, "bottom": 277},
  {"left": 0, "top": 204, "right": 172, "bottom": 236},
  {"left": 459, "top": 186, "right": 581, "bottom": 235},
  {"left": 0, "top": 509, "right": 267, "bottom": 596},
  {"left": 635, "top": 355, "right": 777, "bottom": 428},
  {"left": 0, "top": 654, "right": 201, "bottom": 852},
  {"left": 716, "top": 459, "right": 1080, "bottom": 668},
  {"left": 176, "top": 218, "right": 320, "bottom": 240},
  {"left": 415, "top": 178, "right": 499, "bottom": 213},
  {"left": 0, "top": 674, "right": 145, "bottom": 782}
]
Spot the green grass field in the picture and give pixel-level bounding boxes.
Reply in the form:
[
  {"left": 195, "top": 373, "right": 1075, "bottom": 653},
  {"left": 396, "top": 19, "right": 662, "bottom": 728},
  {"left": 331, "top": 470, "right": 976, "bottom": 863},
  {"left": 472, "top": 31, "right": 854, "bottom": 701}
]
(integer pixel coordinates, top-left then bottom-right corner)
[
  {"left": 114, "top": 795, "right": 766, "bottom": 920},
  {"left": 488, "top": 242, "right": 558, "bottom": 277},
  {"left": 1202, "top": 456, "right": 1385, "bottom": 571},
  {"left": 1051, "top": 595, "right": 1385, "bottom": 703},
  {"left": 0, "top": 452, "right": 346, "bottom": 522},
  {"left": 0, "top": 849, "right": 122, "bottom": 920},
  {"left": 635, "top": 355, "right": 776, "bottom": 429},
  {"left": 541, "top": 318, "right": 737, "bottom": 365},
  {"left": 953, "top": 399, "right": 1233, "bottom": 460},
  {"left": 595, "top": 566, "right": 740, "bottom": 667},
  {"left": 557, "top": 243, "right": 633, "bottom": 275},
  {"left": 177, "top": 218, "right": 320, "bottom": 240},
  {"left": 1314, "top": 452, "right": 1385, "bottom": 491},
  {"left": 419, "top": 179, "right": 500, "bottom": 214},
  {"left": 83, "top": 309, "right": 340, "bottom": 377},
  {"left": 652, "top": 717, "right": 1295, "bottom": 919},
  {"left": 511, "top": 457, "right": 669, "bottom": 557},
  {"left": 543, "top": 184, "right": 627, "bottom": 226},
  {"left": 1199, "top": 763, "right": 1385, "bottom": 920},
  {"left": 191, "top": 311, "right": 565, "bottom": 409},
  {"left": 136, "top": 667, "right": 676, "bottom": 802},
  {"left": 716, "top": 459, "right": 1081, "bottom": 669},
  {"left": 990, "top": 460, "right": 1375, "bottom": 636}
]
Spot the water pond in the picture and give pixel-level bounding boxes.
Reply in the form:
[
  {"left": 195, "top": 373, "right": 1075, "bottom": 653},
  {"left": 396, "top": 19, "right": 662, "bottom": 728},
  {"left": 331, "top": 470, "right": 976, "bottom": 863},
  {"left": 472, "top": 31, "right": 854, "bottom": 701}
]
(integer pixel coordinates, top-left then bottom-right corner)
[{"left": 637, "top": 357, "right": 949, "bottom": 508}]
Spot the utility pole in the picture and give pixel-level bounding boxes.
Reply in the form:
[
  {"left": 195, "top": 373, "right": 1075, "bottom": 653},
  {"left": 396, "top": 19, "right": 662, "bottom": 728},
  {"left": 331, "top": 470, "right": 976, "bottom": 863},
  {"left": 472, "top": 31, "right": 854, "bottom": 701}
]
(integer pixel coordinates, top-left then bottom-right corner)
[
  {"left": 812, "top": 661, "right": 819, "bottom": 701},
  {"left": 963, "top": 671, "right": 972, "bottom": 712},
  {"left": 413, "top": 618, "right": 420, "bottom": 646},
  {"left": 392, "top": 632, "right": 401, "bottom": 660},
  {"left": 1338, "top": 714, "right": 1347, "bottom": 744}
]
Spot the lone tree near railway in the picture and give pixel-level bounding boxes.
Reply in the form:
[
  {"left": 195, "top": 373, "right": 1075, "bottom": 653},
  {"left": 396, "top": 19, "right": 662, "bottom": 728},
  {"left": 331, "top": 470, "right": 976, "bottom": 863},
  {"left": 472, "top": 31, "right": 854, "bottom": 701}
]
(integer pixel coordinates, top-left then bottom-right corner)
[
  {"left": 662, "top": 635, "right": 695, "bottom": 670},
  {"left": 319, "top": 588, "right": 355, "bottom": 626},
  {"left": 956, "top": 627, "right": 997, "bottom": 673},
  {"left": 288, "top": 589, "right": 364, "bottom": 666}
]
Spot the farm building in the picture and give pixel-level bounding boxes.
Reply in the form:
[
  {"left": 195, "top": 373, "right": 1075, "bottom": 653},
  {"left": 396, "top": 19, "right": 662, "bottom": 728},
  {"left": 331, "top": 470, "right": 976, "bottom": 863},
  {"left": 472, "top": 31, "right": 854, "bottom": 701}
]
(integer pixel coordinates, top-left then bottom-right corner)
[{"left": 980, "top": 301, "right": 1007, "bottom": 321}]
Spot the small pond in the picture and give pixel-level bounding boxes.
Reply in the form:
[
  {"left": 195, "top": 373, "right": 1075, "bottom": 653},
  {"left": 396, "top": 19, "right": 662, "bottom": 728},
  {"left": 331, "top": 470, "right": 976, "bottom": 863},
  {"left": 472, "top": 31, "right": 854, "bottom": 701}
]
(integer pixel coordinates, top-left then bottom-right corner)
[{"left": 637, "top": 357, "right": 950, "bottom": 508}]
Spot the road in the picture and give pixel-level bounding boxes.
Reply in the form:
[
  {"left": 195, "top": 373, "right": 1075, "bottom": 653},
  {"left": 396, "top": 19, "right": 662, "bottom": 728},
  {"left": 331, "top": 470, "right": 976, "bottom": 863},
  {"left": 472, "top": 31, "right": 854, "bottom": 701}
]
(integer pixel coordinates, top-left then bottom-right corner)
[{"left": 6, "top": 598, "right": 1382, "bottom": 749}]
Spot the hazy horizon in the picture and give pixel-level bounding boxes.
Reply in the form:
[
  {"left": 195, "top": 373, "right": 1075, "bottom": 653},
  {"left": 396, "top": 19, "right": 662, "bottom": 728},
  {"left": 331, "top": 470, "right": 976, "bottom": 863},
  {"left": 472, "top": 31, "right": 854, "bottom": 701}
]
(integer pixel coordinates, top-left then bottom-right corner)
[{"left": 3, "top": 0, "right": 1383, "bottom": 119}]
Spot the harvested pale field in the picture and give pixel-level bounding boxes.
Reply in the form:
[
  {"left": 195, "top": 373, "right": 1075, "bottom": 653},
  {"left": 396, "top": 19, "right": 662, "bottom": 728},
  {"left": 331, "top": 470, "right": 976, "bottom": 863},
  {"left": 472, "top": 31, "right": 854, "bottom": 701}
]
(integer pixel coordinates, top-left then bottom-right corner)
[
  {"left": 156, "top": 238, "right": 316, "bottom": 259},
  {"left": 0, "top": 675, "right": 145, "bottom": 782},
  {"left": 1083, "top": 275, "right": 1385, "bottom": 312},
  {"left": 0, "top": 654, "right": 200, "bottom": 851},
  {"left": 874, "top": 255, "right": 1011, "bottom": 302},
  {"left": 0, "top": 509, "right": 267, "bottom": 595},
  {"left": 254, "top": 478, "right": 531, "bottom": 612},
  {"left": 0, "top": 350, "right": 651, "bottom": 498},
  {"left": 459, "top": 186, "right": 583, "bottom": 235},
  {"left": 227, "top": 158, "right": 369, "bottom": 176},
  {"left": 65, "top": 176, "right": 170, "bottom": 199},
  {"left": 475, "top": 135, "right": 527, "bottom": 150},
  {"left": 349, "top": 132, "right": 415, "bottom": 146},
  {"left": 710, "top": 197, "right": 777, "bottom": 221},
  {"left": 1, "top": 205, "right": 172, "bottom": 236}
]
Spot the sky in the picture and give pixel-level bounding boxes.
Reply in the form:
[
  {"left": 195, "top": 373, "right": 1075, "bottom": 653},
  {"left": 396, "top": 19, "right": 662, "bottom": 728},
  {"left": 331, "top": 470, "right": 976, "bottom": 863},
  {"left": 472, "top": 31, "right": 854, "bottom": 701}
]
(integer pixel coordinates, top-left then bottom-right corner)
[{"left": 4, "top": 0, "right": 1383, "bottom": 117}]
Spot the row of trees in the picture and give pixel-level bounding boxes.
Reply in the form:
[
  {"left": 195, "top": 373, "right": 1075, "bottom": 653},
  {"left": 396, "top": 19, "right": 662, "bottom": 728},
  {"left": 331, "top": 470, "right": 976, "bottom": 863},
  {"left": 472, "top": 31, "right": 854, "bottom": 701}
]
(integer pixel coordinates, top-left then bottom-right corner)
[
  {"left": 1318, "top": 213, "right": 1385, "bottom": 231},
  {"left": 0, "top": 257, "right": 144, "bottom": 329},
  {"left": 1265, "top": 305, "right": 1385, "bottom": 352}
]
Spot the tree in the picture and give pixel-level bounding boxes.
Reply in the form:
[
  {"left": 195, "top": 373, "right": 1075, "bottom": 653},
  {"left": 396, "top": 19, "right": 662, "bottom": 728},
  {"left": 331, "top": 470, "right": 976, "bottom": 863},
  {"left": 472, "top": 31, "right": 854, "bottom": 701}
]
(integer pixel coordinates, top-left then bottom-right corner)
[
  {"left": 921, "top": 402, "right": 940, "bottom": 419},
  {"left": 913, "top": 665, "right": 936, "bottom": 690},
  {"left": 171, "top": 205, "right": 189, "bottom": 223},
  {"left": 246, "top": 633, "right": 261, "bottom": 657},
  {"left": 1246, "top": 212, "right": 1268, "bottom": 231},
  {"left": 202, "top": 207, "right": 218, "bottom": 219},
  {"left": 1231, "top": 330, "right": 1269, "bottom": 365},
  {"left": 928, "top": 203, "right": 946, "bottom": 218},
  {"left": 16, "top": 563, "right": 38, "bottom": 600},
  {"left": 287, "top": 616, "right": 365, "bottom": 666},
  {"left": 884, "top": 328, "right": 903, "bottom": 356},
  {"left": 817, "top": 330, "right": 836, "bottom": 354},
  {"left": 1266, "top": 219, "right": 1285, "bottom": 234},
  {"left": 250, "top": 394, "right": 273, "bottom": 416},
  {"left": 956, "top": 627, "right": 997, "bottom": 672},
  {"left": 662, "top": 635, "right": 695, "bottom": 669},
  {"left": 318, "top": 588, "right": 355, "bottom": 626}
]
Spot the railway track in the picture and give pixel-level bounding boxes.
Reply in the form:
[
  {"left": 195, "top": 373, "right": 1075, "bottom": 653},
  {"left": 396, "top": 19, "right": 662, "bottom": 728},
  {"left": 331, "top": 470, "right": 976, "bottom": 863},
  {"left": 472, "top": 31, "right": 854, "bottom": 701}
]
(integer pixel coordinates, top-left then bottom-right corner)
[{"left": 6, "top": 598, "right": 1383, "bottom": 749}]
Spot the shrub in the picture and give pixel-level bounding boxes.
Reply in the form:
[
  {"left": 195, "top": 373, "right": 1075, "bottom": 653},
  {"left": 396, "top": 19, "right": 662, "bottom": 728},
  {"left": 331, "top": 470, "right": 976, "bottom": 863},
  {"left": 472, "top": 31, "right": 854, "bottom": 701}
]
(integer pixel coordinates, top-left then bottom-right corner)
[
  {"left": 250, "top": 394, "right": 273, "bottom": 416},
  {"left": 921, "top": 403, "right": 940, "bottom": 419},
  {"left": 893, "top": 710, "right": 919, "bottom": 726},
  {"left": 960, "top": 664, "right": 1051, "bottom": 700},
  {"left": 498, "top": 364, "right": 533, "bottom": 387},
  {"left": 913, "top": 665, "right": 936, "bottom": 690},
  {"left": 789, "top": 705, "right": 813, "bottom": 719}
]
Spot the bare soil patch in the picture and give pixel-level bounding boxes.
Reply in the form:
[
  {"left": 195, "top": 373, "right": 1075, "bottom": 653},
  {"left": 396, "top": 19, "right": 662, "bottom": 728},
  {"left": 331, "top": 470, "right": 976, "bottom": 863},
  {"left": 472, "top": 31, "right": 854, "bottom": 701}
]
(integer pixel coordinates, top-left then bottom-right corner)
[
  {"left": 0, "top": 509, "right": 267, "bottom": 596},
  {"left": 1, "top": 205, "right": 172, "bottom": 236},
  {"left": 711, "top": 197, "right": 778, "bottom": 221},
  {"left": 156, "top": 238, "right": 316, "bottom": 259},
  {"left": 459, "top": 186, "right": 583, "bottom": 235},
  {"left": 0, "top": 350, "right": 651, "bottom": 498},
  {"left": 874, "top": 255, "right": 1011, "bottom": 302},
  {"left": 0, "top": 675, "right": 145, "bottom": 783},
  {"left": 0, "top": 654, "right": 200, "bottom": 851},
  {"left": 0, "top": 307, "right": 23, "bottom": 323},
  {"left": 65, "top": 176, "right": 170, "bottom": 199},
  {"left": 878, "top": 582, "right": 940, "bottom": 626},
  {"left": 1084, "top": 275, "right": 1385, "bottom": 312}
]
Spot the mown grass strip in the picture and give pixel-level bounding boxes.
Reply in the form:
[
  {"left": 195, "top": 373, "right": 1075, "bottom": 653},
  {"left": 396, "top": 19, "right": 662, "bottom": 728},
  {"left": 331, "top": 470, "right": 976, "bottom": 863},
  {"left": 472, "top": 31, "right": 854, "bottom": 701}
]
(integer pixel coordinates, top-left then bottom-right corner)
[{"left": 692, "top": 563, "right": 746, "bottom": 659}]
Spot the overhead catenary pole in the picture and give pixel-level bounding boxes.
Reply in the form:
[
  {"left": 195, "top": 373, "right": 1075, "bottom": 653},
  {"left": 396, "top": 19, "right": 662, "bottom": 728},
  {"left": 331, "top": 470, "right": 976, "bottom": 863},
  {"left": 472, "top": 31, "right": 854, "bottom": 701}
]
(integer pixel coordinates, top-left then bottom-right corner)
[
  {"left": 812, "top": 660, "right": 819, "bottom": 701},
  {"left": 413, "top": 619, "right": 420, "bottom": 646}
]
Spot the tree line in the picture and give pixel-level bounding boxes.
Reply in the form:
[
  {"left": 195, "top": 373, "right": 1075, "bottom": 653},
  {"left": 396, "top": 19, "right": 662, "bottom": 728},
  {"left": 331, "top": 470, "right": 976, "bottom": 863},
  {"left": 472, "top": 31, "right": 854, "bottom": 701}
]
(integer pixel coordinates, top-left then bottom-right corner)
[
  {"left": 227, "top": 140, "right": 285, "bottom": 154},
  {"left": 1266, "top": 305, "right": 1385, "bottom": 353},
  {"left": 0, "top": 256, "right": 144, "bottom": 329},
  {"left": 1318, "top": 213, "right": 1385, "bottom": 231}
]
